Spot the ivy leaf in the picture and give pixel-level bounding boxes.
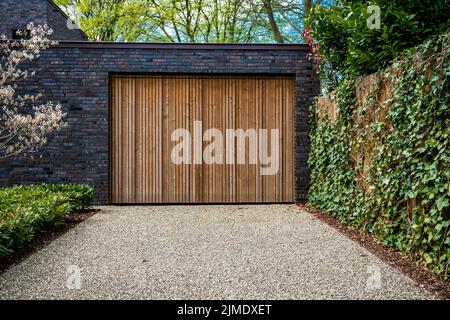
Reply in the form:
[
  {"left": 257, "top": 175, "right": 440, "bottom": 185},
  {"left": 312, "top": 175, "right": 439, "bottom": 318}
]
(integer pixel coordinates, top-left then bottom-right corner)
[{"left": 436, "top": 197, "right": 449, "bottom": 211}]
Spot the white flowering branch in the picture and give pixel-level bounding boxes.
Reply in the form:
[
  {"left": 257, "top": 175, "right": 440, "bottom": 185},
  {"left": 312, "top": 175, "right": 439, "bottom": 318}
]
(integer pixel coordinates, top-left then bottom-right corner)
[{"left": 0, "top": 23, "right": 67, "bottom": 158}]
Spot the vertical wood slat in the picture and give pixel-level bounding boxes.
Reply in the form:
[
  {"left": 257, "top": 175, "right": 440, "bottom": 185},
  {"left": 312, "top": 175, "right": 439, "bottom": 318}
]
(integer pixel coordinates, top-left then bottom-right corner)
[{"left": 111, "top": 75, "right": 295, "bottom": 204}]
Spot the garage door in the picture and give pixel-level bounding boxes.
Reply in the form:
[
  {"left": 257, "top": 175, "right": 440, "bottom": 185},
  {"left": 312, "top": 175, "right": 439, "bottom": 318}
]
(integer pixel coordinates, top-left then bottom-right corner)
[{"left": 110, "top": 75, "right": 295, "bottom": 203}]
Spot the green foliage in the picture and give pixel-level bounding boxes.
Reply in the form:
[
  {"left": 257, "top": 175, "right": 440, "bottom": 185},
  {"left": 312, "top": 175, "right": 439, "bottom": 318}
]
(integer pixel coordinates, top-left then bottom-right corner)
[
  {"left": 306, "top": 0, "right": 450, "bottom": 87},
  {"left": 0, "top": 184, "right": 95, "bottom": 254},
  {"left": 42, "top": 184, "right": 94, "bottom": 212},
  {"left": 55, "top": 0, "right": 149, "bottom": 41},
  {"left": 54, "top": 0, "right": 320, "bottom": 43},
  {"left": 308, "top": 33, "right": 450, "bottom": 279}
]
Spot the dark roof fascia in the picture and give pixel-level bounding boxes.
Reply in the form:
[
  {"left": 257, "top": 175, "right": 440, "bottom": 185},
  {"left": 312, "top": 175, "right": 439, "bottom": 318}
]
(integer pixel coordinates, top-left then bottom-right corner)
[{"left": 55, "top": 41, "right": 310, "bottom": 51}]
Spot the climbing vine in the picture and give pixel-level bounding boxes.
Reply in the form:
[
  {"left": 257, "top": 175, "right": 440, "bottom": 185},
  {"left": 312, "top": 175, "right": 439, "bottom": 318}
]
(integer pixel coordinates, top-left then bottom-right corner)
[{"left": 308, "top": 32, "right": 450, "bottom": 279}]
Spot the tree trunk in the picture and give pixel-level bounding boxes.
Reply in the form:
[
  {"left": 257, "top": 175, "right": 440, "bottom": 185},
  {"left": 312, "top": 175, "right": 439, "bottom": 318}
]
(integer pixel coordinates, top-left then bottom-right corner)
[
  {"left": 263, "top": 0, "right": 284, "bottom": 43},
  {"left": 303, "top": 0, "right": 313, "bottom": 13}
]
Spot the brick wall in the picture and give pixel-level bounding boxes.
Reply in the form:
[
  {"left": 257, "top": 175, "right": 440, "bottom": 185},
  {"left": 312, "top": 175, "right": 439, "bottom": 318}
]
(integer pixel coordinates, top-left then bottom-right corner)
[
  {"left": 0, "top": 43, "right": 320, "bottom": 204},
  {"left": 0, "top": 0, "right": 48, "bottom": 39},
  {"left": 0, "top": 0, "right": 87, "bottom": 40}
]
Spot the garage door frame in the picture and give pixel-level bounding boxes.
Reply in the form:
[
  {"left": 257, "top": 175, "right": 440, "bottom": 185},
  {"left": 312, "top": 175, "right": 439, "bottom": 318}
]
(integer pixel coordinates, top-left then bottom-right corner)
[{"left": 108, "top": 73, "right": 297, "bottom": 204}]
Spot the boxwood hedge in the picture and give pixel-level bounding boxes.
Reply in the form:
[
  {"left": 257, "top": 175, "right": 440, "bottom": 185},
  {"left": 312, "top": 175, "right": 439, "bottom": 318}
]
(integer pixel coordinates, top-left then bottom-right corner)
[{"left": 0, "top": 184, "right": 94, "bottom": 254}]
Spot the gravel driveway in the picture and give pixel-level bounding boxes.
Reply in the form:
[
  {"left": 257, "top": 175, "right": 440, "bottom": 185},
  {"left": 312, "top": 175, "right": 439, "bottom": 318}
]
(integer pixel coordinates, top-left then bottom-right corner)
[{"left": 0, "top": 205, "right": 435, "bottom": 300}]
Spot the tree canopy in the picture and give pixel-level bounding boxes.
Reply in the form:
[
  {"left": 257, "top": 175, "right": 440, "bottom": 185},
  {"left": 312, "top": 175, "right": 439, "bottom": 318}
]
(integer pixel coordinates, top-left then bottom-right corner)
[{"left": 54, "top": 0, "right": 328, "bottom": 43}]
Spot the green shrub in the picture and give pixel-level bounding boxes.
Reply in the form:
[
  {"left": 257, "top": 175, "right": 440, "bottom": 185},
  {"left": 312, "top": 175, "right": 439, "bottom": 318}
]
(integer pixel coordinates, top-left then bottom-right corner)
[
  {"left": 306, "top": 0, "right": 450, "bottom": 88},
  {"left": 0, "top": 184, "right": 95, "bottom": 254},
  {"left": 42, "top": 184, "right": 95, "bottom": 212}
]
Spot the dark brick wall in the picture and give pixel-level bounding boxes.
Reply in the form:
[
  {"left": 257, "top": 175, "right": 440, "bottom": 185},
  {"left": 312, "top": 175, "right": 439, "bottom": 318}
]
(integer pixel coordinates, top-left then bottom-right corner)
[
  {"left": 0, "top": 0, "right": 48, "bottom": 39},
  {"left": 0, "top": 0, "right": 88, "bottom": 40},
  {"left": 0, "top": 43, "right": 320, "bottom": 204}
]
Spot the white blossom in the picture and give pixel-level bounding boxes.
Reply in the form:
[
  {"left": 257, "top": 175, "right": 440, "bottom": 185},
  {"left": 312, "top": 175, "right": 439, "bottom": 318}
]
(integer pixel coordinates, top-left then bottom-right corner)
[{"left": 0, "top": 23, "right": 66, "bottom": 158}]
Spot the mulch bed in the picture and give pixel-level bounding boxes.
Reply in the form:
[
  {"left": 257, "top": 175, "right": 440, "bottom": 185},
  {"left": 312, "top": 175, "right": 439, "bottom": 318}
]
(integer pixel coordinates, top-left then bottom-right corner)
[
  {"left": 299, "top": 204, "right": 450, "bottom": 300},
  {"left": 0, "top": 209, "right": 100, "bottom": 275}
]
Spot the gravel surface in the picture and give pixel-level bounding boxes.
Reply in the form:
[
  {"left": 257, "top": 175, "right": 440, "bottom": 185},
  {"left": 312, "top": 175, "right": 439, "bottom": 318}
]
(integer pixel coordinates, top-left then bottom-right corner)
[{"left": 0, "top": 205, "right": 435, "bottom": 300}]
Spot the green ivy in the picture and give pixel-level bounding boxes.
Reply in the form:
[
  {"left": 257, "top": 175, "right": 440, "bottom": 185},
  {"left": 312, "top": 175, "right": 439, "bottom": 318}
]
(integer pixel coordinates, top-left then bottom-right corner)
[{"left": 308, "top": 32, "right": 450, "bottom": 279}]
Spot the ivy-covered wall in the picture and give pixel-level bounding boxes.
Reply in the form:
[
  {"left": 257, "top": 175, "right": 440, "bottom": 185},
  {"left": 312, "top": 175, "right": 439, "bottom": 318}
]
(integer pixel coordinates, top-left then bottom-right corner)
[{"left": 308, "top": 33, "right": 449, "bottom": 279}]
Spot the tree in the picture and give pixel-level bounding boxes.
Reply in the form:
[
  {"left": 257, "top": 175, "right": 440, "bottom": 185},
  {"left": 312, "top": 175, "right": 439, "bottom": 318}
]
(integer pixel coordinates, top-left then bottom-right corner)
[
  {"left": 262, "top": 0, "right": 284, "bottom": 43},
  {"left": 260, "top": 0, "right": 326, "bottom": 43},
  {"left": 0, "top": 24, "right": 66, "bottom": 158},
  {"left": 306, "top": 0, "right": 450, "bottom": 85},
  {"left": 145, "top": 0, "right": 264, "bottom": 43},
  {"left": 55, "top": 0, "right": 146, "bottom": 41},
  {"left": 55, "top": 0, "right": 330, "bottom": 43},
  {"left": 56, "top": 0, "right": 266, "bottom": 43}
]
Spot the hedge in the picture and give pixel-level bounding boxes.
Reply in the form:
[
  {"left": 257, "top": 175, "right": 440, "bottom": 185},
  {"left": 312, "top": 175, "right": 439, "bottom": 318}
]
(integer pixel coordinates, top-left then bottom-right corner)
[
  {"left": 306, "top": 0, "right": 449, "bottom": 91},
  {"left": 0, "top": 184, "right": 94, "bottom": 254}
]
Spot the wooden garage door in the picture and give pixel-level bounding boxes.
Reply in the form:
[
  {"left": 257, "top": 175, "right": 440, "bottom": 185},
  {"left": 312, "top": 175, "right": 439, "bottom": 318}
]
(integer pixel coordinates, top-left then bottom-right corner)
[{"left": 110, "top": 75, "right": 295, "bottom": 203}]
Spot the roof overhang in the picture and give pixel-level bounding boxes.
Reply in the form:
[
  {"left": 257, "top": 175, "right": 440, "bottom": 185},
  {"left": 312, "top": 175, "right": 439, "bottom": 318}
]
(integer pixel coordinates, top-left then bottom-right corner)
[{"left": 55, "top": 41, "right": 310, "bottom": 51}]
